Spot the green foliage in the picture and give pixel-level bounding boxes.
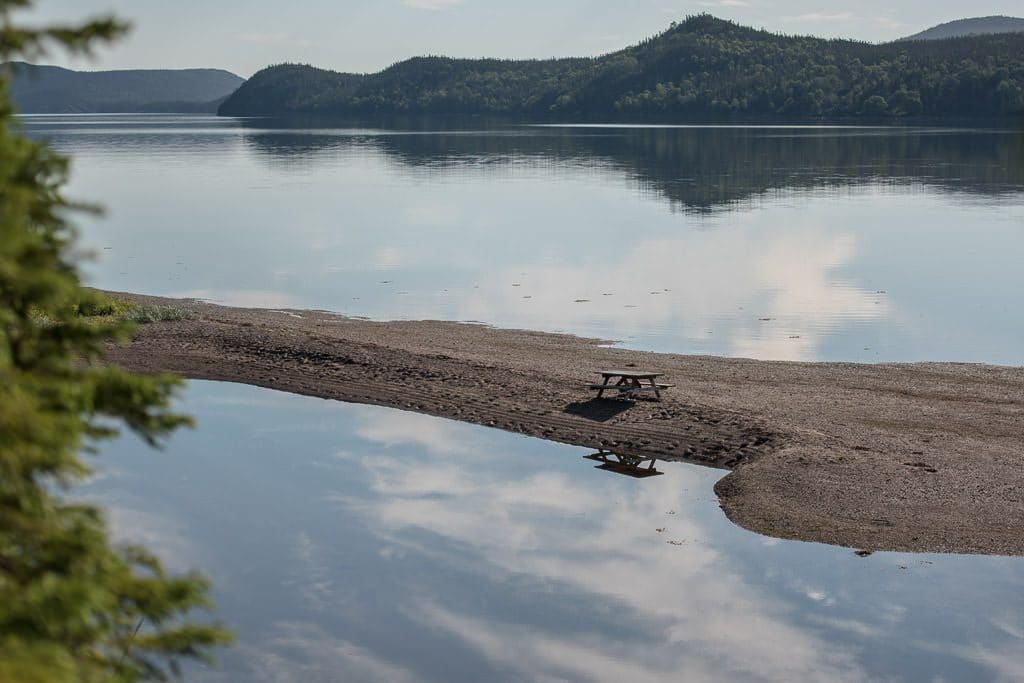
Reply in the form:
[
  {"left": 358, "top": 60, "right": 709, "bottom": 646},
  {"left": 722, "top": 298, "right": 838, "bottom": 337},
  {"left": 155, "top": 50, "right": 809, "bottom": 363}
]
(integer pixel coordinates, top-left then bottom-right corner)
[
  {"left": 74, "top": 297, "right": 199, "bottom": 324},
  {"left": 219, "top": 14, "right": 1024, "bottom": 120},
  {"left": 0, "top": 2, "right": 230, "bottom": 681},
  {"left": 119, "top": 305, "right": 198, "bottom": 324},
  {"left": 75, "top": 296, "right": 138, "bottom": 319}
]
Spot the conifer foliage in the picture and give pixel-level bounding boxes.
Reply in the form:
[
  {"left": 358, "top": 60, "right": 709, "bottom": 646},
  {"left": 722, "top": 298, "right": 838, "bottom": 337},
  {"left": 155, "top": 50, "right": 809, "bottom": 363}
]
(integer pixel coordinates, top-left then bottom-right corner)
[
  {"left": 219, "top": 15, "right": 1024, "bottom": 119},
  {"left": 0, "top": 2, "right": 230, "bottom": 680}
]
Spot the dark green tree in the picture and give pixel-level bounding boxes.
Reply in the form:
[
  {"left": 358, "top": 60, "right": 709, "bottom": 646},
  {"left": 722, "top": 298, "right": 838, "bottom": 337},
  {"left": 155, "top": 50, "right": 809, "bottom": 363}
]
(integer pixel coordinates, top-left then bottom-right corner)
[{"left": 0, "top": 2, "right": 230, "bottom": 680}]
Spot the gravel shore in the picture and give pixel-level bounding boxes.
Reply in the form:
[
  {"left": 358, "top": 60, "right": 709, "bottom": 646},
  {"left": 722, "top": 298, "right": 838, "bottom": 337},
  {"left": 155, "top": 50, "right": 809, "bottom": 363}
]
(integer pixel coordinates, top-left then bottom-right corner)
[{"left": 103, "top": 291, "right": 1024, "bottom": 556}]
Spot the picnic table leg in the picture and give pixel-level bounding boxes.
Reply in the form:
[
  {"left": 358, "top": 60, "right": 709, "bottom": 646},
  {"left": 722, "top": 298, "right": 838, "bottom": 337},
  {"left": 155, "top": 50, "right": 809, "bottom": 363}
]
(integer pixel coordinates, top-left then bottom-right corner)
[
  {"left": 597, "top": 375, "right": 612, "bottom": 399},
  {"left": 650, "top": 378, "right": 661, "bottom": 400},
  {"left": 619, "top": 377, "right": 637, "bottom": 400}
]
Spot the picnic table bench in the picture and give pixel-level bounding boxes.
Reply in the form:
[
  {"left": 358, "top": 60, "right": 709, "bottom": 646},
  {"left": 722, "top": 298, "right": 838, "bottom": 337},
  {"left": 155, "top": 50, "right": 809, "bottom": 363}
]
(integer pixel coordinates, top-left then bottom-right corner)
[{"left": 589, "top": 369, "right": 672, "bottom": 401}]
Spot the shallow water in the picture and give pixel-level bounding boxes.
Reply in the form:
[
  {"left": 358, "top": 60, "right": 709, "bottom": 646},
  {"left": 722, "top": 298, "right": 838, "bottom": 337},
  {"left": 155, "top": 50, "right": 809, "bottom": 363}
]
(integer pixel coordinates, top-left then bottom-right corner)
[
  {"left": 83, "top": 381, "right": 1024, "bottom": 682},
  {"left": 22, "top": 114, "right": 1024, "bottom": 364}
]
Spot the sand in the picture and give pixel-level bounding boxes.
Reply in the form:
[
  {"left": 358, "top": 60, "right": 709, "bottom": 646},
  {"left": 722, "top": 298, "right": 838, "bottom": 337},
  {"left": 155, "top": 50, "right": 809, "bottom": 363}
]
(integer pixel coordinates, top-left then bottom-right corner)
[{"left": 102, "top": 291, "right": 1024, "bottom": 556}]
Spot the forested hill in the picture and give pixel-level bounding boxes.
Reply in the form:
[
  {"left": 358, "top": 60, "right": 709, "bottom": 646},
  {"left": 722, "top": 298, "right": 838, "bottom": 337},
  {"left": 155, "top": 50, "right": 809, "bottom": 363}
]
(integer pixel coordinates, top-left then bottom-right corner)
[
  {"left": 6, "top": 63, "right": 243, "bottom": 113},
  {"left": 218, "top": 15, "right": 1024, "bottom": 120},
  {"left": 902, "top": 16, "right": 1024, "bottom": 41}
]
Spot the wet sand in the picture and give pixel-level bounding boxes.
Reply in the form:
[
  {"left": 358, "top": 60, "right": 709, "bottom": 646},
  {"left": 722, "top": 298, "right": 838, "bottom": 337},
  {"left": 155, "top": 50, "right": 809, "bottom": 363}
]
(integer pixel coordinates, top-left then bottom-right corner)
[{"left": 102, "top": 291, "right": 1024, "bottom": 556}]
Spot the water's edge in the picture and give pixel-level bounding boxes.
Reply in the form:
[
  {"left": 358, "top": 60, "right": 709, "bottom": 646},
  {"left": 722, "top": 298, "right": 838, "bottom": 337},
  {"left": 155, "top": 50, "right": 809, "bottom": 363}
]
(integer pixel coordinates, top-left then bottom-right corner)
[{"left": 103, "top": 290, "right": 1024, "bottom": 556}]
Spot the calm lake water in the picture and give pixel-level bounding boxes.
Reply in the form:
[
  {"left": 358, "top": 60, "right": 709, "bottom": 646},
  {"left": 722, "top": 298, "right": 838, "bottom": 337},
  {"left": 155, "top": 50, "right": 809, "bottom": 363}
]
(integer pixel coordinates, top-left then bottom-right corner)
[
  {"left": 22, "top": 114, "right": 1024, "bottom": 364},
  {"left": 85, "top": 381, "right": 1024, "bottom": 682},
  {"left": 30, "top": 114, "right": 1024, "bottom": 680}
]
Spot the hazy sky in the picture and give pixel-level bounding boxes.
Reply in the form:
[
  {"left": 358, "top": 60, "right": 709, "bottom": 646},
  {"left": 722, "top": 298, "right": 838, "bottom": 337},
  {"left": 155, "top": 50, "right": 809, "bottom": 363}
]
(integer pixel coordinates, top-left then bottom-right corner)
[{"left": 19, "top": 1, "right": 1024, "bottom": 77}]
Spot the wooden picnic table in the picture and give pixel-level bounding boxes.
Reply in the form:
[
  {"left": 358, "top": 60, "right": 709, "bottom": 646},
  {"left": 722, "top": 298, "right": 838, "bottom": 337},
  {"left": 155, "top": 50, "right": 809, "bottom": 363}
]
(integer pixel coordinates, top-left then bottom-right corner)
[{"left": 589, "top": 369, "right": 669, "bottom": 401}]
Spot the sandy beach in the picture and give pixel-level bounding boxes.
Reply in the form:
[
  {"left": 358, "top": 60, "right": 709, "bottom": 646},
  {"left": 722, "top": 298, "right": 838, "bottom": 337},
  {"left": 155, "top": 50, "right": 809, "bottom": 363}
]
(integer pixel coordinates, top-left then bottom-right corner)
[{"left": 102, "top": 291, "right": 1024, "bottom": 556}]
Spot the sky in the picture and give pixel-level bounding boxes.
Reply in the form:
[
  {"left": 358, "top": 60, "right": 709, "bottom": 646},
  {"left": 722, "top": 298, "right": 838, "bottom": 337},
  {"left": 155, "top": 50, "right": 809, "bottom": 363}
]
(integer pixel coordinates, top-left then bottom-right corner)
[{"left": 18, "top": 0, "right": 1024, "bottom": 78}]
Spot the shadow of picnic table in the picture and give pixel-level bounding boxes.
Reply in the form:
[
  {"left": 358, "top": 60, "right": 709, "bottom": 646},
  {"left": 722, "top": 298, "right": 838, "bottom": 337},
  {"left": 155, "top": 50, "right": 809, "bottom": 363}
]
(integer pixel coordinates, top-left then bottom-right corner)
[{"left": 563, "top": 399, "right": 634, "bottom": 422}]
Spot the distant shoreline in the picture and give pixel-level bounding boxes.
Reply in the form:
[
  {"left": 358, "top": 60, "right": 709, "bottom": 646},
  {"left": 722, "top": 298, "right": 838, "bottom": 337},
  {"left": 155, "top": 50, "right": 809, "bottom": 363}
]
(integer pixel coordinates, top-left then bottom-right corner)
[
  {"left": 102, "top": 290, "right": 1024, "bottom": 557},
  {"left": 6, "top": 62, "right": 242, "bottom": 115},
  {"left": 218, "top": 16, "right": 1024, "bottom": 120}
]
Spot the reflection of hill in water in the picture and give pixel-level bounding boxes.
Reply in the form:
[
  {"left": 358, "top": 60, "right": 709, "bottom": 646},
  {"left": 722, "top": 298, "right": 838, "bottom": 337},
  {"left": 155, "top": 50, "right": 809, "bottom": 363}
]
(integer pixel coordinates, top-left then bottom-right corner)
[{"left": 241, "top": 121, "right": 1024, "bottom": 212}]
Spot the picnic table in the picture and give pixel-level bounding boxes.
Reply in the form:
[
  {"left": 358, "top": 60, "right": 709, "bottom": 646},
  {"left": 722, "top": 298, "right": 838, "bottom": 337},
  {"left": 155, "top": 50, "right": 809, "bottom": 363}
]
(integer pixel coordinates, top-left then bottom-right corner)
[{"left": 589, "top": 369, "right": 670, "bottom": 401}]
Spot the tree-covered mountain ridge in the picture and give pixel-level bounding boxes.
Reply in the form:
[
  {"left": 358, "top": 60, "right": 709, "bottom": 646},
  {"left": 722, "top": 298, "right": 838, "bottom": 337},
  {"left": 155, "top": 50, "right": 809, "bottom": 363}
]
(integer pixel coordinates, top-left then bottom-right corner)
[
  {"left": 218, "top": 15, "right": 1024, "bottom": 120},
  {"left": 7, "top": 62, "right": 243, "bottom": 113},
  {"left": 902, "top": 16, "right": 1024, "bottom": 41}
]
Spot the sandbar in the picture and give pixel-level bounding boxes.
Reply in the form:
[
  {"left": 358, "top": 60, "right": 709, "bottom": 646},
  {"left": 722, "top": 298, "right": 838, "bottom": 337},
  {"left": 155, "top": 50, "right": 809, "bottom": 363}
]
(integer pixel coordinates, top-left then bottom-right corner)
[{"left": 101, "top": 291, "right": 1024, "bottom": 556}]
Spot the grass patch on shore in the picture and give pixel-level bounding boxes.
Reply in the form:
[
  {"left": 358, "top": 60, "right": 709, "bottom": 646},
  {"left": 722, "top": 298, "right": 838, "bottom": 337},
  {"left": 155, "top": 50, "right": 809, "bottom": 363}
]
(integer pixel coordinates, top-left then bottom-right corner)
[
  {"left": 76, "top": 296, "right": 137, "bottom": 318},
  {"left": 78, "top": 297, "right": 199, "bottom": 324},
  {"left": 121, "top": 303, "right": 199, "bottom": 323},
  {"left": 31, "top": 297, "right": 199, "bottom": 327}
]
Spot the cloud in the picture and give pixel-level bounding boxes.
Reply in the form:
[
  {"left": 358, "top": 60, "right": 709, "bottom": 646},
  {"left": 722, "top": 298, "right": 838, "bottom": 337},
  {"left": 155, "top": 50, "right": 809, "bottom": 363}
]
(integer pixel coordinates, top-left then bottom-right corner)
[
  {"left": 351, "top": 406, "right": 486, "bottom": 456},
  {"left": 700, "top": 0, "right": 752, "bottom": 7},
  {"left": 454, "top": 222, "right": 888, "bottom": 362},
  {"left": 92, "top": 498, "right": 199, "bottom": 573},
  {"left": 874, "top": 14, "right": 911, "bottom": 34},
  {"left": 348, "top": 451, "right": 875, "bottom": 683},
  {"left": 782, "top": 13, "right": 856, "bottom": 23},
  {"left": 237, "top": 32, "right": 317, "bottom": 49},
  {"left": 402, "top": 0, "right": 462, "bottom": 10},
  {"left": 214, "top": 622, "right": 423, "bottom": 683},
  {"left": 413, "top": 599, "right": 872, "bottom": 683}
]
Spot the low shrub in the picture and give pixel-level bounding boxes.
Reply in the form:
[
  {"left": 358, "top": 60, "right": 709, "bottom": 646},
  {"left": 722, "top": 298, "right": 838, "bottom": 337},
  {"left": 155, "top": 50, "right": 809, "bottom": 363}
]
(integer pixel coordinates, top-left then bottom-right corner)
[
  {"left": 120, "top": 304, "right": 199, "bottom": 323},
  {"left": 75, "top": 296, "right": 199, "bottom": 324}
]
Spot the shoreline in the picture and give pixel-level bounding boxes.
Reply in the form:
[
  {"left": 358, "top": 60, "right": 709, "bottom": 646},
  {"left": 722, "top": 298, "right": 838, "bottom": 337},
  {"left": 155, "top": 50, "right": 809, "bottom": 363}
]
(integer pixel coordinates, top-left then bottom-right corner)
[{"left": 102, "top": 291, "right": 1024, "bottom": 556}]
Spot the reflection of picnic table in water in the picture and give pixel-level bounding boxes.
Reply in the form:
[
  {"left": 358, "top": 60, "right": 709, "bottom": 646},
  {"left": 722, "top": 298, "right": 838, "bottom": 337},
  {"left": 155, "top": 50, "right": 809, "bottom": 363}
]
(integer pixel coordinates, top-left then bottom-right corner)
[{"left": 584, "top": 450, "right": 664, "bottom": 478}]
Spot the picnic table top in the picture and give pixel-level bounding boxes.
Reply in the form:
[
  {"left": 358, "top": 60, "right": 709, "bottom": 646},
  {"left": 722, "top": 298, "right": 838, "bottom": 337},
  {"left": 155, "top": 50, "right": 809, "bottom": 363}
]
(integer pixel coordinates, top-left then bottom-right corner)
[{"left": 597, "top": 369, "right": 663, "bottom": 379}]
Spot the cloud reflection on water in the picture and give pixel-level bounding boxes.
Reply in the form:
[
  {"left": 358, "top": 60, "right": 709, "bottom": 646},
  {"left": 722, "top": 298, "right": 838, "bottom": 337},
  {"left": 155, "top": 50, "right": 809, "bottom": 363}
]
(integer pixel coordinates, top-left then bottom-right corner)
[
  {"left": 83, "top": 382, "right": 1024, "bottom": 682},
  {"left": 458, "top": 224, "right": 887, "bottom": 361},
  {"left": 36, "top": 116, "right": 1024, "bottom": 363},
  {"left": 218, "top": 622, "right": 423, "bottom": 683},
  {"left": 347, "top": 411, "right": 872, "bottom": 682}
]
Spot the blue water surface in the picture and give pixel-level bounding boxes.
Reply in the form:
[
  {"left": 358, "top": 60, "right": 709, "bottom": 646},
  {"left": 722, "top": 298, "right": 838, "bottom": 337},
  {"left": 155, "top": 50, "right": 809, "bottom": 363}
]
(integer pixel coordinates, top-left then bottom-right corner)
[
  {"left": 84, "top": 381, "right": 1024, "bottom": 682},
  {"left": 23, "top": 114, "right": 1024, "bottom": 364}
]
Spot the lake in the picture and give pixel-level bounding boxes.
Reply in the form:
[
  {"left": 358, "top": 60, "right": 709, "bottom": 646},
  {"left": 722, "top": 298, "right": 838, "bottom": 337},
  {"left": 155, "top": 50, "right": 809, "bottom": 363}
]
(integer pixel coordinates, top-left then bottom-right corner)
[
  {"left": 85, "top": 381, "right": 1024, "bottom": 682},
  {"left": 25, "top": 114, "right": 1024, "bottom": 680},
  {"left": 23, "top": 114, "right": 1024, "bottom": 364}
]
